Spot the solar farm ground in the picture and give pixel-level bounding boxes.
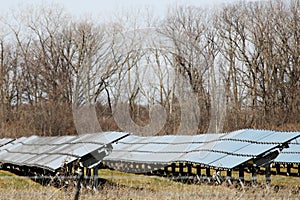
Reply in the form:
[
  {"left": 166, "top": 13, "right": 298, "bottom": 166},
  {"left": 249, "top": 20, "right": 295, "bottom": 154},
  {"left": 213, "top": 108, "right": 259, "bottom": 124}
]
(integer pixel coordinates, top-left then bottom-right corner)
[{"left": 0, "top": 169, "right": 299, "bottom": 200}]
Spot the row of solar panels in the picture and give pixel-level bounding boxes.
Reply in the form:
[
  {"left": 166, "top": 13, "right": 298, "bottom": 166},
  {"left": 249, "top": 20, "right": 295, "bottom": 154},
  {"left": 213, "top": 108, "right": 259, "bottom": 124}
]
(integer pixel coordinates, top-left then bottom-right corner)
[
  {"left": 0, "top": 132, "right": 128, "bottom": 172},
  {"left": 103, "top": 129, "right": 300, "bottom": 171},
  {"left": 0, "top": 129, "right": 299, "bottom": 174}
]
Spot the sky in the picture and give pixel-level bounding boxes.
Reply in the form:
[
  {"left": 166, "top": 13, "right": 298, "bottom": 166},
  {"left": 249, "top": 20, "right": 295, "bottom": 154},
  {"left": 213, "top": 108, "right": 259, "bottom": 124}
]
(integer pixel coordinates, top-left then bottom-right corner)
[{"left": 0, "top": 0, "right": 238, "bottom": 20}]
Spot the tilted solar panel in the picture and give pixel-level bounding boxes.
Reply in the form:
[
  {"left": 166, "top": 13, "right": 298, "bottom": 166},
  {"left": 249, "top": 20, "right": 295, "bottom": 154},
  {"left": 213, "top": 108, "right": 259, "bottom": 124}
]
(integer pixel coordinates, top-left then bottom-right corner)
[
  {"left": 274, "top": 153, "right": 300, "bottom": 164},
  {"left": 274, "top": 137, "right": 300, "bottom": 164},
  {"left": 0, "top": 138, "right": 14, "bottom": 147},
  {"left": 104, "top": 130, "right": 300, "bottom": 171},
  {"left": 221, "top": 129, "right": 275, "bottom": 142},
  {"left": 0, "top": 132, "right": 129, "bottom": 172}
]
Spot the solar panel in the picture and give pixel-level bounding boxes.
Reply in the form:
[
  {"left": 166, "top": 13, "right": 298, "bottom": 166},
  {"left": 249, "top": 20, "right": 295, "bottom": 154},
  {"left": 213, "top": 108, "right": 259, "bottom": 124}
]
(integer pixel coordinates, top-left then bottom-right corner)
[
  {"left": 260, "top": 132, "right": 300, "bottom": 144},
  {"left": 129, "top": 152, "right": 182, "bottom": 163},
  {"left": 181, "top": 151, "right": 225, "bottom": 164},
  {"left": 32, "top": 154, "right": 78, "bottom": 170},
  {"left": 71, "top": 131, "right": 128, "bottom": 144},
  {"left": 274, "top": 153, "right": 300, "bottom": 164},
  {"left": 104, "top": 130, "right": 300, "bottom": 171},
  {"left": 0, "top": 132, "right": 129, "bottom": 172},
  {"left": 206, "top": 140, "right": 249, "bottom": 154},
  {"left": 233, "top": 143, "right": 275, "bottom": 156},
  {"left": 274, "top": 138, "right": 300, "bottom": 164},
  {"left": 221, "top": 129, "right": 275, "bottom": 142},
  {"left": 281, "top": 144, "right": 300, "bottom": 153},
  {"left": 208, "top": 154, "right": 251, "bottom": 169},
  {"left": 0, "top": 138, "right": 14, "bottom": 147}
]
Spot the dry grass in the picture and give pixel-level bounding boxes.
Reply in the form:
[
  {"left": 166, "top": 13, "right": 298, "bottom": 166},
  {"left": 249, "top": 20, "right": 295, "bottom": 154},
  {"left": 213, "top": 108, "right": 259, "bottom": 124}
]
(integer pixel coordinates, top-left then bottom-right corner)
[{"left": 0, "top": 169, "right": 300, "bottom": 200}]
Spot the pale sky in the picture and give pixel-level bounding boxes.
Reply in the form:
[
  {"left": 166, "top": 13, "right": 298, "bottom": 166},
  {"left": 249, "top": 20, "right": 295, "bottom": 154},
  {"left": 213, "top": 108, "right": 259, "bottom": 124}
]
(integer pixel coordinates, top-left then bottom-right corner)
[{"left": 0, "top": 0, "right": 239, "bottom": 20}]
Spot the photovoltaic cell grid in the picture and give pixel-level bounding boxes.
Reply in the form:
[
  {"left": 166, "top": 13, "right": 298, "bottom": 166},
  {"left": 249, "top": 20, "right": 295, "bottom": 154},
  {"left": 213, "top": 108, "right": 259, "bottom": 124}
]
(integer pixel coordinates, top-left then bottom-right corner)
[
  {"left": 0, "top": 129, "right": 299, "bottom": 173},
  {"left": 0, "top": 138, "right": 15, "bottom": 147},
  {"left": 274, "top": 138, "right": 300, "bottom": 164},
  {"left": 0, "top": 132, "right": 128, "bottom": 172},
  {"left": 104, "top": 129, "right": 300, "bottom": 170}
]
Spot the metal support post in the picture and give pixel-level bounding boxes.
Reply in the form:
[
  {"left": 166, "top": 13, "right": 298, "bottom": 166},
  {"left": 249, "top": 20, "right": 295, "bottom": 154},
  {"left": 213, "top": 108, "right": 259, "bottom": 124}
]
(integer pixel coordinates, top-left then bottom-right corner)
[
  {"left": 196, "top": 165, "right": 201, "bottom": 176},
  {"left": 74, "top": 165, "right": 84, "bottom": 200},
  {"left": 171, "top": 163, "right": 176, "bottom": 175},
  {"left": 287, "top": 164, "right": 291, "bottom": 176},
  {"left": 179, "top": 163, "right": 184, "bottom": 175},
  {"left": 206, "top": 167, "right": 210, "bottom": 177},
  {"left": 265, "top": 164, "right": 271, "bottom": 186},
  {"left": 275, "top": 163, "right": 280, "bottom": 175},
  {"left": 252, "top": 166, "right": 258, "bottom": 186},
  {"left": 239, "top": 166, "right": 244, "bottom": 183},
  {"left": 226, "top": 170, "right": 232, "bottom": 185},
  {"left": 187, "top": 163, "right": 192, "bottom": 175},
  {"left": 93, "top": 166, "right": 99, "bottom": 190}
]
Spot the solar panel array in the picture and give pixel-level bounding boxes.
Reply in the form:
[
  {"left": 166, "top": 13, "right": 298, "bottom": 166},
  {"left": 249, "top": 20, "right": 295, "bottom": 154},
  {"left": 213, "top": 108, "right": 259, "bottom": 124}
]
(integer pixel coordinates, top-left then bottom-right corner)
[
  {"left": 103, "top": 129, "right": 300, "bottom": 172},
  {"left": 274, "top": 138, "right": 300, "bottom": 164},
  {"left": 0, "top": 129, "right": 299, "bottom": 175},
  {"left": 0, "top": 132, "right": 128, "bottom": 172}
]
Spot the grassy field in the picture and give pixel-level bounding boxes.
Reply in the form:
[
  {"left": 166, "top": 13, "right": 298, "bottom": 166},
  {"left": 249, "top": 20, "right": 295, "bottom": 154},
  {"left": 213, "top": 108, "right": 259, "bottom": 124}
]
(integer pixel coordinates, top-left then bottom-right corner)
[{"left": 0, "top": 169, "right": 300, "bottom": 200}]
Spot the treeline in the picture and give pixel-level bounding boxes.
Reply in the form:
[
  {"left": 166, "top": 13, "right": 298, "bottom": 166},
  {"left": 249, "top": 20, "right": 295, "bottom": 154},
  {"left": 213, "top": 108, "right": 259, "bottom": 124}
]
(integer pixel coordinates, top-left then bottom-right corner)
[{"left": 0, "top": 0, "right": 299, "bottom": 137}]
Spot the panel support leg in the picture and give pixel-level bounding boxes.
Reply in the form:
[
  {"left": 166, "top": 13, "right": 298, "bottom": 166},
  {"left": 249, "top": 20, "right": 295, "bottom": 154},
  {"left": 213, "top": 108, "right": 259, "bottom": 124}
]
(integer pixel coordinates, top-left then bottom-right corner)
[
  {"left": 171, "top": 163, "right": 176, "bottom": 176},
  {"left": 187, "top": 163, "right": 192, "bottom": 175},
  {"left": 86, "top": 168, "right": 92, "bottom": 185},
  {"left": 287, "top": 164, "right": 291, "bottom": 176},
  {"left": 74, "top": 165, "right": 84, "bottom": 200},
  {"left": 93, "top": 166, "right": 98, "bottom": 190},
  {"left": 179, "top": 163, "right": 184, "bottom": 176},
  {"left": 275, "top": 163, "right": 280, "bottom": 175},
  {"left": 265, "top": 164, "right": 271, "bottom": 186},
  {"left": 226, "top": 170, "right": 232, "bottom": 185},
  {"left": 239, "top": 166, "right": 244, "bottom": 183},
  {"left": 252, "top": 166, "right": 258, "bottom": 186},
  {"left": 206, "top": 167, "right": 210, "bottom": 177}
]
